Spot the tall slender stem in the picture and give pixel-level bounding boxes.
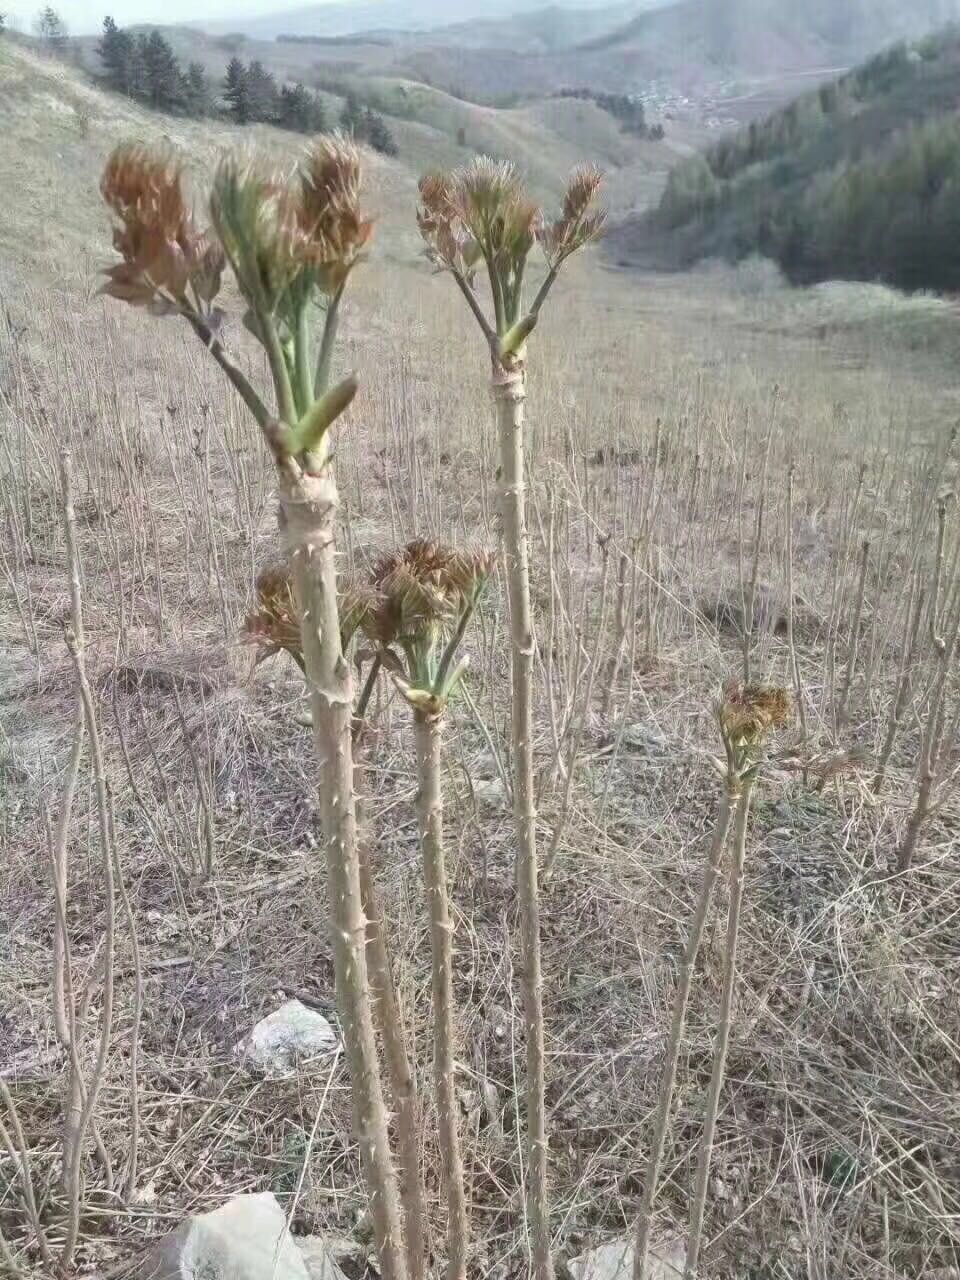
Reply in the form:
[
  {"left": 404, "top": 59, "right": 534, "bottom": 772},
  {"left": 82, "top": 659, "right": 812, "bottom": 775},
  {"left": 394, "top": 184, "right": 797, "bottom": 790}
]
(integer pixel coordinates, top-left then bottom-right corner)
[
  {"left": 634, "top": 782, "right": 739, "bottom": 1280},
  {"left": 685, "top": 780, "right": 754, "bottom": 1278},
  {"left": 494, "top": 363, "right": 553, "bottom": 1280},
  {"left": 414, "top": 712, "right": 469, "bottom": 1280},
  {"left": 281, "top": 459, "right": 407, "bottom": 1280},
  {"left": 355, "top": 783, "right": 429, "bottom": 1280}
]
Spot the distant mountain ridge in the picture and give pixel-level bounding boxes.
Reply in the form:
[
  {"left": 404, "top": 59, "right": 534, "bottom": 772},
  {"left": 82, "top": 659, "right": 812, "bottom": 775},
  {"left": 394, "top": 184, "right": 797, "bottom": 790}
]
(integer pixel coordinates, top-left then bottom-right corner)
[{"left": 195, "top": 0, "right": 670, "bottom": 41}]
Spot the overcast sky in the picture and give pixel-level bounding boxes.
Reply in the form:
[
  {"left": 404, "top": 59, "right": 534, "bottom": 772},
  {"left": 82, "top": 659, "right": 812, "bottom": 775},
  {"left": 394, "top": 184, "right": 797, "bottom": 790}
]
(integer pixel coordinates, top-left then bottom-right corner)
[{"left": 4, "top": 0, "right": 288, "bottom": 35}]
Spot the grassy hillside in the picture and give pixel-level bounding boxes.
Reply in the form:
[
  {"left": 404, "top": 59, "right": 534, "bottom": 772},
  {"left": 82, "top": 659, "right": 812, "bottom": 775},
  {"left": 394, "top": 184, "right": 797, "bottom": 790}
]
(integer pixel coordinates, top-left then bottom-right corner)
[
  {"left": 613, "top": 28, "right": 960, "bottom": 290},
  {"left": 7, "top": 32, "right": 960, "bottom": 1280}
]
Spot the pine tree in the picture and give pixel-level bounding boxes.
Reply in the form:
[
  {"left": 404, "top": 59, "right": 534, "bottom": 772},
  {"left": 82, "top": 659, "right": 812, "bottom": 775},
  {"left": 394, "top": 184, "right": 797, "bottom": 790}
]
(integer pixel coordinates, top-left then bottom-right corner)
[
  {"left": 340, "top": 91, "right": 363, "bottom": 135},
  {"left": 223, "top": 56, "right": 250, "bottom": 124},
  {"left": 98, "top": 16, "right": 137, "bottom": 95},
  {"left": 276, "top": 81, "right": 313, "bottom": 133},
  {"left": 141, "top": 30, "right": 183, "bottom": 112},
  {"left": 245, "top": 59, "right": 278, "bottom": 123},
  {"left": 366, "top": 109, "right": 398, "bottom": 157},
  {"left": 310, "top": 90, "right": 327, "bottom": 132},
  {"left": 184, "top": 61, "right": 210, "bottom": 117},
  {"left": 35, "top": 5, "right": 67, "bottom": 49}
]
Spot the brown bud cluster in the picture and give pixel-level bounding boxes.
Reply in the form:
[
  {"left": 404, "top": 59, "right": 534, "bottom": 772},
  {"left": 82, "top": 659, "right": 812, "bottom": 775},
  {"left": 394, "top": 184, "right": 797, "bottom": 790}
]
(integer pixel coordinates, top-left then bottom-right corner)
[
  {"left": 719, "top": 680, "right": 792, "bottom": 746},
  {"left": 364, "top": 538, "right": 496, "bottom": 647},
  {"left": 244, "top": 565, "right": 303, "bottom": 668},
  {"left": 537, "top": 164, "right": 607, "bottom": 267},
  {"left": 100, "top": 144, "right": 223, "bottom": 311}
]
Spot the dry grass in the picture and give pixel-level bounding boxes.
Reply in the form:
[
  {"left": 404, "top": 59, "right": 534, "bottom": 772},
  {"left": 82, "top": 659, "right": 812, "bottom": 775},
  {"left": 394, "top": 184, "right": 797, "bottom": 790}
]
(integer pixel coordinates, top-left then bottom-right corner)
[{"left": 2, "top": 40, "right": 960, "bottom": 1280}]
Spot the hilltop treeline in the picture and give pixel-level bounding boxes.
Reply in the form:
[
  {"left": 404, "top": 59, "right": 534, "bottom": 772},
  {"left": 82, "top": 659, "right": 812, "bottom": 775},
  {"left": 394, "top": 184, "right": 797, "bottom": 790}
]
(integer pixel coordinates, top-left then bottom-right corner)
[
  {"left": 98, "top": 17, "right": 212, "bottom": 115},
  {"left": 95, "top": 16, "right": 397, "bottom": 152},
  {"left": 653, "top": 31, "right": 960, "bottom": 291}
]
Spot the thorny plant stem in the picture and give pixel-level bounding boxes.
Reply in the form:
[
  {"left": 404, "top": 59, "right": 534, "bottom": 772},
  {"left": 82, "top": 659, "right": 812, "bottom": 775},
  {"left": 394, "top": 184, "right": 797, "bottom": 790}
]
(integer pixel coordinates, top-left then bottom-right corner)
[
  {"left": 685, "top": 780, "right": 755, "bottom": 1279},
  {"left": 414, "top": 712, "right": 469, "bottom": 1280},
  {"left": 281, "top": 458, "right": 407, "bottom": 1280},
  {"left": 355, "top": 784, "right": 429, "bottom": 1280},
  {"left": 634, "top": 781, "right": 740, "bottom": 1280},
  {"left": 493, "top": 363, "right": 554, "bottom": 1280}
]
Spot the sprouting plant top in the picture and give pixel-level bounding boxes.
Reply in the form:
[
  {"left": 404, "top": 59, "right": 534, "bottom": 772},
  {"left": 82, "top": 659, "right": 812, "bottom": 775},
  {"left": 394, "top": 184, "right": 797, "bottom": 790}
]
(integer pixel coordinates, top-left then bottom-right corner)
[
  {"left": 717, "top": 679, "right": 792, "bottom": 782},
  {"left": 100, "top": 135, "right": 373, "bottom": 463},
  {"left": 416, "top": 156, "right": 605, "bottom": 361},
  {"left": 246, "top": 540, "right": 496, "bottom": 716}
]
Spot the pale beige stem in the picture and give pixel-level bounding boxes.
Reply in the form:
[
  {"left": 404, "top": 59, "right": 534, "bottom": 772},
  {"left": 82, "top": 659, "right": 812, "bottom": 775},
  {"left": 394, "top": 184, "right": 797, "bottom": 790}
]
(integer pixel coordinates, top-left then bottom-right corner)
[
  {"left": 280, "top": 461, "right": 406, "bottom": 1280},
  {"left": 685, "top": 781, "right": 754, "bottom": 1278},
  {"left": 414, "top": 711, "right": 469, "bottom": 1280},
  {"left": 493, "top": 363, "right": 553, "bottom": 1280},
  {"left": 634, "top": 782, "right": 739, "bottom": 1280},
  {"left": 357, "top": 798, "right": 428, "bottom": 1280}
]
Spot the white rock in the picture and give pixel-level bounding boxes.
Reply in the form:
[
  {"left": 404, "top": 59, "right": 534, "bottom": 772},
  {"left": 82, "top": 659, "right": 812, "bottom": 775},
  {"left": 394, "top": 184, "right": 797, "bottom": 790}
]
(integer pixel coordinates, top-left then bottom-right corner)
[
  {"left": 474, "top": 777, "right": 509, "bottom": 809},
  {"left": 622, "top": 724, "right": 670, "bottom": 755},
  {"left": 569, "top": 1235, "right": 686, "bottom": 1280},
  {"left": 297, "top": 1238, "right": 353, "bottom": 1280},
  {"left": 246, "top": 999, "right": 339, "bottom": 1076},
  {"left": 140, "top": 1192, "right": 308, "bottom": 1279}
]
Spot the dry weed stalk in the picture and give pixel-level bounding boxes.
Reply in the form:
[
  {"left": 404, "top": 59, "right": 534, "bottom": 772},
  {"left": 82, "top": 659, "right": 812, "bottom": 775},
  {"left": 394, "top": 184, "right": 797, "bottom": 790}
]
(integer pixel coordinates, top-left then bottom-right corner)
[
  {"left": 100, "top": 138, "right": 406, "bottom": 1280},
  {"left": 416, "top": 159, "right": 604, "bottom": 1280},
  {"left": 634, "top": 681, "right": 791, "bottom": 1280},
  {"left": 897, "top": 498, "right": 960, "bottom": 871},
  {"left": 684, "top": 681, "right": 791, "bottom": 1278}
]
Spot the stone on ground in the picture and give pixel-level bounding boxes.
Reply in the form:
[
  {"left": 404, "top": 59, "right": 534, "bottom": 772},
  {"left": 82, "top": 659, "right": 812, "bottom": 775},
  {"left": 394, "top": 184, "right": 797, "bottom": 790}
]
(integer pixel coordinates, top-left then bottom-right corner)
[
  {"left": 139, "top": 1192, "right": 309, "bottom": 1279},
  {"left": 569, "top": 1235, "right": 686, "bottom": 1280},
  {"left": 297, "top": 1237, "right": 353, "bottom": 1280},
  {"left": 245, "top": 998, "right": 339, "bottom": 1075}
]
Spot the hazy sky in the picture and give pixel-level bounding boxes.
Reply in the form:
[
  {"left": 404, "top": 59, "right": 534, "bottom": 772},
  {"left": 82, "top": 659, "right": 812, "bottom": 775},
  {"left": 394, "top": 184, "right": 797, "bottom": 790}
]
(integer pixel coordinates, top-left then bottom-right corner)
[{"left": 4, "top": 0, "right": 291, "bottom": 35}]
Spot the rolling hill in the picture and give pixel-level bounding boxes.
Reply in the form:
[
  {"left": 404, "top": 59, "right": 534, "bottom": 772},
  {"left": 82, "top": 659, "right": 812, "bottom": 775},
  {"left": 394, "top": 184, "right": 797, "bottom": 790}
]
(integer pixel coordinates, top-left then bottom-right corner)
[
  {"left": 196, "top": 0, "right": 670, "bottom": 41},
  {"left": 612, "top": 27, "right": 960, "bottom": 291}
]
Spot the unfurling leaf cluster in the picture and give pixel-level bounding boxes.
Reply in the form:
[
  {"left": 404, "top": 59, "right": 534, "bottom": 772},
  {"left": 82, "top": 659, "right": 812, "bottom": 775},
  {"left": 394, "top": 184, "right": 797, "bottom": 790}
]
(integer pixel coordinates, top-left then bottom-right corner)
[
  {"left": 416, "top": 157, "right": 605, "bottom": 359},
  {"left": 100, "top": 134, "right": 372, "bottom": 460},
  {"left": 245, "top": 540, "right": 495, "bottom": 717},
  {"left": 717, "top": 679, "right": 792, "bottom": 782}
]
